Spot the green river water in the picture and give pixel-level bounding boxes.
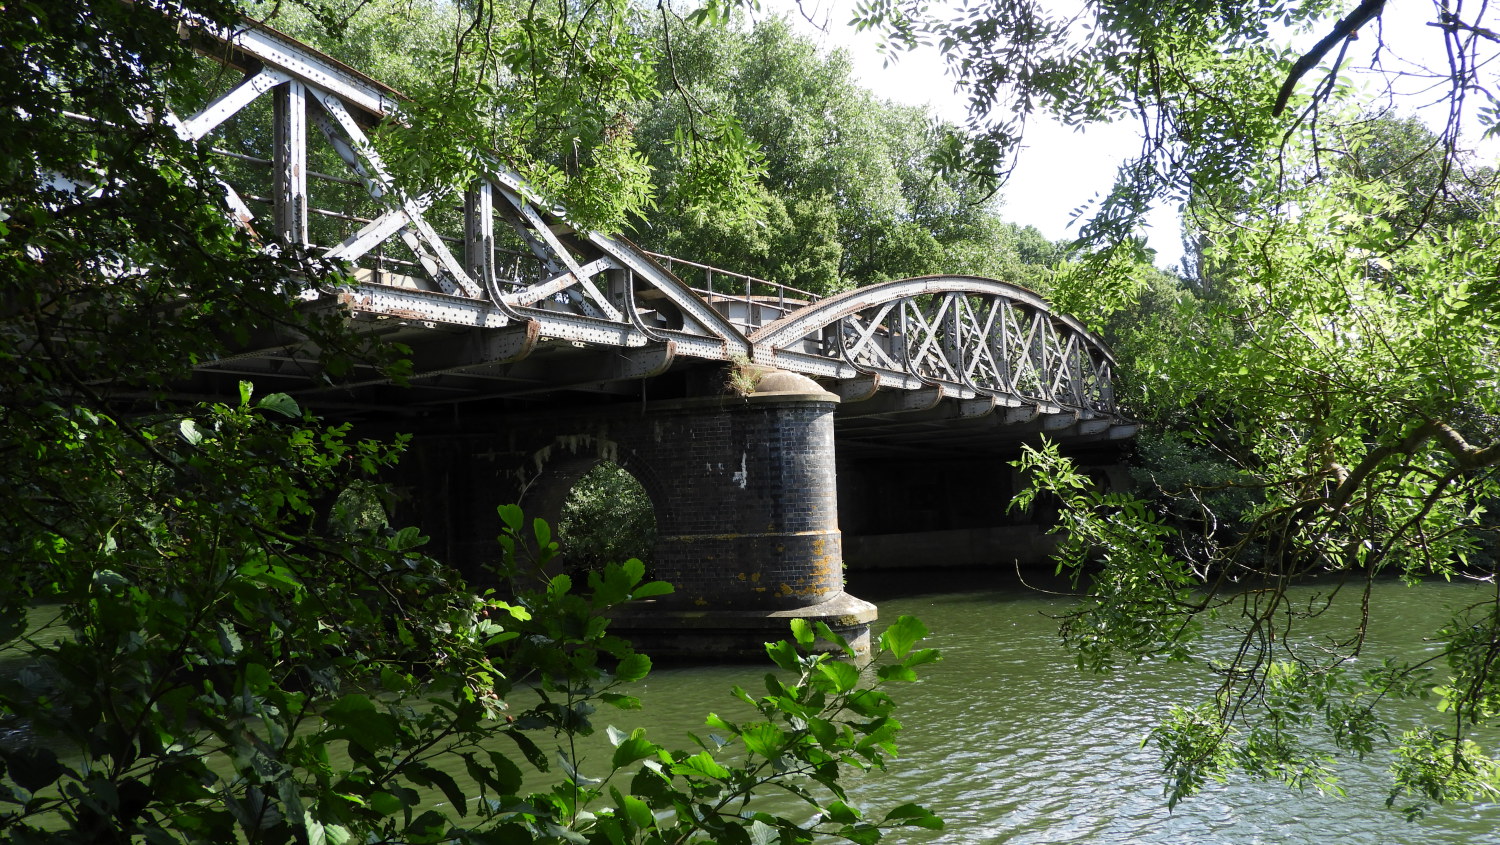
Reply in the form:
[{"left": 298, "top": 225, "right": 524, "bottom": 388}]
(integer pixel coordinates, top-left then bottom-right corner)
[
  {"left": 614, "top": 571, "right": 1500, "bottom": 844},
  {"left": 10, "top": 572, "right": 1500, "bottom": 843}
]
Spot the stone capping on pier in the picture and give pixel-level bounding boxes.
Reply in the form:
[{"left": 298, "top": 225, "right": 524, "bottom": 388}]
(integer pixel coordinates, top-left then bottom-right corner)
[{"left": 608, "top": 591, "right": 879, "bottom": 660}]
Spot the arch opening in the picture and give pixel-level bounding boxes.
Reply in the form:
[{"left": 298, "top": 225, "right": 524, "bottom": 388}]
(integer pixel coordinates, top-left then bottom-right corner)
[{"left": 557, "top": 461, "right": 658, "bottom": 575}]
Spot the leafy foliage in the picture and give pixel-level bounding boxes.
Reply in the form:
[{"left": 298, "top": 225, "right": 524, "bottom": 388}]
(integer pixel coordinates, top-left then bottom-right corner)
[
  {"left": 3, "top": 486, "right": 942, "bottom": 841},
  {"left": 558, "top": 463, "right": 657, "bottom": 576},
  {"left": 630, "top": 15, "right": 1063, "bottom": 294},
  {"left": 848, "top": 0, "right": 1330, "bottom": 246},
  {"left": 250, "top": 0, "right": 763, "bottom": 233},
  {"left": 1012, "top": 122, "right": 1500, "bottom": 813}
]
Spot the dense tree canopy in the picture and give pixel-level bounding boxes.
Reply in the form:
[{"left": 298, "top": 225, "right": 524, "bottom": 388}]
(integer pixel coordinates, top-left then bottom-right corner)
[{"left": 629, "top": 15, "right": 1060, "bottom": 294}]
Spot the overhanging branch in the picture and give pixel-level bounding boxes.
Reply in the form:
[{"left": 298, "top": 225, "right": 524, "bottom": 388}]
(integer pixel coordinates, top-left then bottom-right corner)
[{"left": 1273, "top": 0, "right": 1388, "bottom": 117}]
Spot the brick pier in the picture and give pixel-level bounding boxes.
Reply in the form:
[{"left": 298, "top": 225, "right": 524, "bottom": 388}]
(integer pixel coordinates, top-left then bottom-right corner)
[{"left": 390, "top": 370, "right": 877, "bottom": 657}]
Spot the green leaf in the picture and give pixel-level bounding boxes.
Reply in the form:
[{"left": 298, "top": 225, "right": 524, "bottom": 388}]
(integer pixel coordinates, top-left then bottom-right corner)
[
  {"left": 607, "top": 724, "right": 629, "bottom": 746},
  {"left": 879, "top": 616, "right": 929, "bottom": 659},
  {"left": 611, "top": 728, "right": 659, "bottom": 769},
  {"left": 5, "top": 747, "right": 65, "bottom": 793},
  {"left": 748, "top": 819, "right": 779, "bottom": 845},
  {"left": 902, "top": 648, "right": 941, "bottom": 669},
  {"left": 391, "top": 526, "right": 426, "bottom": 550},
  {"left": 845, "top": 689, "right": 895, "bottom": 718},
  {"left": 825, "top": 800, "right": 862, "bottom": 823},
  {"left": 324, "top": 694, "right": 402, "bottom": 751},
  {"left": 840, "top": 823, "right": 884, "bottom": 845},
  {"left": 876, "top": 664, "right": 917, "bottom": 683},
  {"left": 883, "top": 803, "right": 943, "bottom": 829},
  {"left": 815, "top": 621, "right": 855, "bottom": 656},
  {"left": 244, "top": 662, "right": 273, "bottom": 693},
  {"left": 496, "top": 504, "right": 524, "bottom": 533},
  {"left": 632, "top": 580, "right": 675, "bottom": 599},
  {"left": 408, "top": 810, "right": 450, "bottom": 842},
  {"left": 0, "top": 606, "right": 24, "bottom": 643},
  {"left": 791, "top": 617, "right": 814, "bottom": 646},
  {"left": 673, "top": 751, "right": 729, "bottom": 780},
  {"left": 178, "top": 418, "right": 203, "bottom": 445},
  {"left": 766, "top": 639, "right": 800, "bottom": 672},
  {"left": 741, "top": 722, "right": 787, "bottom": 758},
  {"left": 600, "top": 692, "right": 642, "bottom": 710},
  {"left": 369, "top": 791, "right": 405, "bottom": 816},
  {"left": 506, "top": 730, "right": 549, "bottom": 771},
  {"left": 618, "top": 792, "right": 654, "bottom": 830},
  {"left": 807, "top": 716, "right": 839, "bottom": 748},
  {"left": 486, "top": 750, "right": 524, "bottom": 794},
  {"left": 256, "top": 392, "right": 301, "bottom": 418},
  {"left": 621, "top": 557, "right": 645, "bottom": 584},
  {"left": 818, "top": 659, "right": 861, "bottom": 692},
  {"left": 408, "top": 764, "right": 467, "bottom": 817},
  {"left": 615, "top": 652, "right": 651, "bottom": 683}
]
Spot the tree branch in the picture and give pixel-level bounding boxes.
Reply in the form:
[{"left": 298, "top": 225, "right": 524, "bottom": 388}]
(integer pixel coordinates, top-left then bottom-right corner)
[{"left": 1273, "top": 0, "right": 1388, "bottom": 116}]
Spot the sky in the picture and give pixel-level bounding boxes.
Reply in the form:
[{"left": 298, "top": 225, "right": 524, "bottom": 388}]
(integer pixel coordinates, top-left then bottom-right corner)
[{"left": 756, "top": 0, "right": 1496, "bottom": 271}]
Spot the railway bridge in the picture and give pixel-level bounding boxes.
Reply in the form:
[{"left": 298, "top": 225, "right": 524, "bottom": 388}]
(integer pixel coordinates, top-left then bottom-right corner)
[{"left": 141, "top": 19, "right": 1137, "bottom": 653}]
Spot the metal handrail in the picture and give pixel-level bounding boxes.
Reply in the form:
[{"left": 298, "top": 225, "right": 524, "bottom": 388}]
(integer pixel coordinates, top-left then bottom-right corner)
[{"left": 642, "top": 251, "right": 822, "bottom": 330}]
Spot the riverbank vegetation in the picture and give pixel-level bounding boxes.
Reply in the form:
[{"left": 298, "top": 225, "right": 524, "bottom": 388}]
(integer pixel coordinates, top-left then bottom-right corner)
[{"left": 881, "top": 2, "right": 1500, "bottom": 817}]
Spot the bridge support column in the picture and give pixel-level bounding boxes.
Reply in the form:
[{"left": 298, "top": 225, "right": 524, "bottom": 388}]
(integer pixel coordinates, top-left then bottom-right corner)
[
  {"left": 385, "top": 369, "right": 877, "bottom": 658},
  {"left": 609, "top": 371, "right": 877, "bottom": 657},
  {"left": 653, "top": 394, "right": 841, "bottom": 608}
]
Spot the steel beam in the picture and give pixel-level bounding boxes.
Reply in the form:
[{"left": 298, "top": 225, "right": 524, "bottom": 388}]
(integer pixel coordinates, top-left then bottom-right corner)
[
  {"left": 835, "top": 386, "right": 945, "bottom": 418},
  {"left": 828, "top": 374, "right": 881, "bottom": 402},
  {"left": 272, "top": 80, "right": 308, "bottom": 246},
  {"left": 164, "top": 17, "right": 1136, "bottom": 430}
]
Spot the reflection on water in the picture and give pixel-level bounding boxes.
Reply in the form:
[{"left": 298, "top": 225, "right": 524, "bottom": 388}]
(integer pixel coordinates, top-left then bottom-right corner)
[{"left": 619, "top": 571, "right": 1500, "bottom": 845}]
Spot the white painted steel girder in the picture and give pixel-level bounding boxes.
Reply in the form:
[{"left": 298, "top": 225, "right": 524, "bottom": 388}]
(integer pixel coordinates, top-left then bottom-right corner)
[{"left": 181, "top": 18, "right": 741, "bottom": 347}]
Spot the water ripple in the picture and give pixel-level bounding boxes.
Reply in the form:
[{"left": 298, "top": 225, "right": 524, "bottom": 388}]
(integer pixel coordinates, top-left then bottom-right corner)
[{"left": 620, "top": 579, "right": 1500, "bottom": 843}]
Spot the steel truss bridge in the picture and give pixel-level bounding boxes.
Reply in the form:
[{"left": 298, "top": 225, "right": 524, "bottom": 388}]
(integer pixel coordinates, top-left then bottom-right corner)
[{"left": 150, "top": 19, "right": 1135, "bottom": 455}]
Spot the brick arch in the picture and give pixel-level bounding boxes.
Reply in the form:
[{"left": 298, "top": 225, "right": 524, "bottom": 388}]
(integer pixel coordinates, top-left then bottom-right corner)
[{"left": 513, "top": 434, "right": 672, "bottom": 566}]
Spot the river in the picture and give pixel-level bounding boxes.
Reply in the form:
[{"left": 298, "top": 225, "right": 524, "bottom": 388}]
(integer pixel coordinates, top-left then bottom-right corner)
[
  {"left": 617, "top": 571, "right": 1500, "bottom": 844},
  {"left": 9, "top": 573, "right": 1500, "bottom": 842}
]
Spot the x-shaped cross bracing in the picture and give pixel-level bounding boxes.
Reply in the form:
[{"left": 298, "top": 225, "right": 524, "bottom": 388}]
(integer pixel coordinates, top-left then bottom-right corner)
[{"left": 750, "top": 277, "right": 1119, "bottom": 416}]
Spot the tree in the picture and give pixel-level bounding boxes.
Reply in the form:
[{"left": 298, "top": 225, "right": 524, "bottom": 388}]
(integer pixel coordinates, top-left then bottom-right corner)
[
  {"left": 559, "top": 463, "right": 658, "bottom": 575},
  {"left": 631, "top": 15, "right": 1061, "bottom": 294},
  {"left": 1331, "top": 112, "right": 1498, "bottom": 238},
  {"left": 241, "top": 0, "right": 766, "bottom": 232},
  {"left": 1015, "top": 128, "right": 1500, "bottom": 814},
  {"left": 0, "top": 2, "right": 943, "bottom": 841},
  {"left": 843, "top": 0, "right": 1500, "bottom": 259}
]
